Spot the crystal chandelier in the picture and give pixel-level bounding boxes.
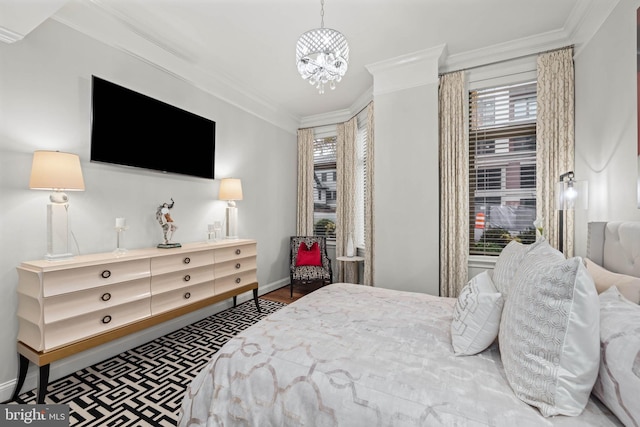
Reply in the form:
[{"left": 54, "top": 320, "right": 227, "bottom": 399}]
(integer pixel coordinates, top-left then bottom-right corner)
[{"left": 296, "top": 0, "right": 349, "bottom": 94}]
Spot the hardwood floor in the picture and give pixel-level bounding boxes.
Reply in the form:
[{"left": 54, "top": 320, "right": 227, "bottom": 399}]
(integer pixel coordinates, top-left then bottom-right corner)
[{"left": 260, "top": 282, "right": 327, "bottom": 304}]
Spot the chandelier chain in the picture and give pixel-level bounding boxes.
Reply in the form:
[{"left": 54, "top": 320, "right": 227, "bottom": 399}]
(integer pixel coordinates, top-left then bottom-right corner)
[{"left": 320, "top": 0, "right": 325, "bottom": 28}]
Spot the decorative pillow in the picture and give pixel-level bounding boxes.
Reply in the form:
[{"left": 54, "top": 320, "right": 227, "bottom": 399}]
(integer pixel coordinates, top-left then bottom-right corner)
[
  {"left": 451, "top": 270, "right": 504, "bottom": 356},
  {"left": 499, "top": 241, "right": 600, "bottom": 417},
  {"left": 592, "top": 286, "right": 640, "bottom": 426},
  {"left": 295, "top": 242, "right": 322, "bottom": 267},
  {"left": 492, "top": 238, "right": 541, "bottom": 300},
  {"left": 585, "top": 258, "right": 640, "bottom": 304}
]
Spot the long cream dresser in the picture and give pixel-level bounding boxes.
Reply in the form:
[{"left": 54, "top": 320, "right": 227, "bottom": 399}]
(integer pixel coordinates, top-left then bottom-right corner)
[{"left": 10, "top": 239, "right": 259, "bottom": 404}]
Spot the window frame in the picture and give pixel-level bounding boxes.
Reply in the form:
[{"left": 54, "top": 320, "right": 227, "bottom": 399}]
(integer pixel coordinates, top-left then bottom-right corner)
[
  {"left": 312, "top": 134, "right": 337, "bottom": 241},
  {"left": 468, "top": 80, "right": 538, "bottom": 257}
]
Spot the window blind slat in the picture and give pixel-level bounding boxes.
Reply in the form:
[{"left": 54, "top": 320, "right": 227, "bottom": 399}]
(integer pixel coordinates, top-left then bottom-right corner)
[
  {"left": 313, "top": 136, "right": 337, "bottom": 238},
  {"left": 468, "top": 81, "right": 537, "bottom": 256}
]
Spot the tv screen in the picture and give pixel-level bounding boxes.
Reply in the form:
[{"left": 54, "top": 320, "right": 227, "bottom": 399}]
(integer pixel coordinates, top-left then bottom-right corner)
[{"left": 90, "top": 75, "right": 216, "bottom": 179}]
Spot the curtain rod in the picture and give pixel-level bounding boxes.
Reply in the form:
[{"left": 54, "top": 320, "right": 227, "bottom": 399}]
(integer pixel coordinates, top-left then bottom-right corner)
[{"left": 439, "top": 45, "right": 574, "bottom": 77}]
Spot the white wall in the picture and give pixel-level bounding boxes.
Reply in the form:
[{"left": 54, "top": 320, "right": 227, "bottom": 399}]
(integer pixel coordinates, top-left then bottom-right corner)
[
  {"left": 373, "top": 84, "right": 440, "bottom": 294},
  {"left": 0, "top": 19, "right": 296, "bottom": 399},
  {"left": 574, "top": 0, "right": 640, "bottom": 254},
  {"left": 368, "top": 48, "right": 442, "bottom": 295}
]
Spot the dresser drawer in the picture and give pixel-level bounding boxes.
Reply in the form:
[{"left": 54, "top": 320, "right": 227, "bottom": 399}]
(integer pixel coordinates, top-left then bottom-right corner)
[
  {"left": 151, "top": 281, "right": 214, "bottom": 315},
  {"left": 42, "top": 298, "right": 151, "bottom": 351},
  {"left": 151, "top": 265, "right": 214, "bottom": 295},
  {"left": 214, "top": 243, "right": 257, "bottom": 263},
  {"left": 43, "top": 277, "right": 150, "bottom": 324},
  {"left": 42, "top": 259, "right": 150, "bottom": 298},
  {"left": 215, "top": 269, "right": 257, "bottom": 295},
  {"left": 214, "top": 256, "right": 257, "bottom": 279},
  {"left": 151, "top": 250, "right": 214, "bottom": 275}
]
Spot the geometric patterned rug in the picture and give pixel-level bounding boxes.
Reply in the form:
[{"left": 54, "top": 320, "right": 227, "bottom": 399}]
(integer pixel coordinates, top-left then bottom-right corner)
[{"left": 10, "top": 299, "right": 286, "bottom": 426}]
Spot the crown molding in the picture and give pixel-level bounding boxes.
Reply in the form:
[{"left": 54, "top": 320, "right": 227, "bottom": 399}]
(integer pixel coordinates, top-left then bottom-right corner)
[
  {"left": 53, "top": 1, "right": 301, "bottom": 135},
  {"left": 299, "top": 86, "right": 373, "bottom": 128},
  {"left": 299, "top": 109, "right": 353, "bottom": 129},
  {"left": 0, "top": 0, "right": 67, "bottom": 44},
  {"left": 365, "top": 45, "right": 446, "bottom": 95},
  {"left": 439, "top": 0, "right": 619, "bottom": 73},
  {"left": 441, "top": 29, "right": 571, "bottom": 74},
  {"left": 86, "top": 0, "right": 197, "bottom": 63},
  {"left": 0, "top": 25, "right": 23, "bottom": 43},
  {"left": 569, "top": 0, "right": 620, "bottom": 57}
]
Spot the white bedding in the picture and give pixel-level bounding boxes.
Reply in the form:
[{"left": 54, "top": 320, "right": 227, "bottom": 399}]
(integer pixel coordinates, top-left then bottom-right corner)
[{"left": 178, "top": 283, "right": 621, "bottom": 426}]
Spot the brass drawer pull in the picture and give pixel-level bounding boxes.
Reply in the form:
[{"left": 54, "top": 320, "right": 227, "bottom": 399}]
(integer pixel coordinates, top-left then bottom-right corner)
[
  {"left": 235, "top": 263, "right": 241, "bottom": 269},
  {"left": 101, "top": 270, "right": 111, "bottom": 279},
  {"left": 184, "top": 274, "right": 191, "bottom": 282},
  {"left": 183, "top": 257, "right": 191, "bottom": 264},
  {"left": 102, "top": 315, "right": 112, "bottom": 324},
  {"left": 235, "top": 278, "right": 241, "bottom": 284},
  {"left": 184, "top": 292, "right": 191, "bottom": 299},
  {"left": 235, "top": 249, "right": 241, "bottom": 255},
  {"left": 101, "top": 293, "right": 111, "bottom": 302}
]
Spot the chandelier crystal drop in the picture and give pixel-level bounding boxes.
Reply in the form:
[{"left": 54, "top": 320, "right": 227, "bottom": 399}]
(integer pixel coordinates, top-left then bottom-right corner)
[{"left": 296, "top": 0, "right": 349, "bottom": 94}]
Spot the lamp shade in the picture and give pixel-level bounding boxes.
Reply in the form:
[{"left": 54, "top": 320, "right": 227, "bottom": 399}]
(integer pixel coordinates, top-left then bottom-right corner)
[
  {"left": 29, "top": 150, "right": 85, "bottom": 191},
  {"left": 219, "top": 178, "right": 243, "bottom": 201}
]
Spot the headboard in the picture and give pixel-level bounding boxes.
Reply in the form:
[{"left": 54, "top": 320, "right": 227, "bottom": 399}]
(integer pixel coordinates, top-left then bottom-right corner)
[{"left": 587, "top": 221, "right": 640, "bottom": 278}]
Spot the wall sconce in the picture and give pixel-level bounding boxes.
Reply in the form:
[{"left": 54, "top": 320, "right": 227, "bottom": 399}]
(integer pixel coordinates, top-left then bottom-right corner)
[
  {"left": 555, "top": 171, "right": 588, "bottom": 254},
  {"left": 219, "top": 178, "right": 243, "bottom": 239},
  {"left": 29, "top": 150, "right": 85, "bottom": 260}
]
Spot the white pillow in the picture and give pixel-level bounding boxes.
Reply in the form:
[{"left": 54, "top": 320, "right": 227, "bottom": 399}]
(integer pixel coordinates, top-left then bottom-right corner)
[
  {"left": 585, "top": 258, "right": 640, "bottom": 304},
  {"left": 451, "top": 271, "right": 504, "bottom": 356},
  {"left": 492, "top": 239, "right": 540, "bottom": 300},
  {"left": 592, "top": 286, "right": 640, "bottom": 426},
  {"left": 499, "top": 241, "right": 600, "bottom": 417}
]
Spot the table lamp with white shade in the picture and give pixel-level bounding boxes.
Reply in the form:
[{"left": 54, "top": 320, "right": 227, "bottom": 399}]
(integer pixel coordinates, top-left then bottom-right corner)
[
  {"left": 29, "top": 150, "right": 85, "bottom": 260},
  {"left": 219, "top": 178, "right": 243, "bottom": 239}
]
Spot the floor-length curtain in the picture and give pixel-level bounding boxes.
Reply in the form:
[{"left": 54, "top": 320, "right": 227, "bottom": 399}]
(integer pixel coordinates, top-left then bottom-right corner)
[
  {"left": 297, "top": 128, "right": 315, "bottom": 236},
  {"left": 439, "top": 71, "right": 468, "bottom": 298},
  {"left": 536, "top": 47, "right": 575, "bottom": 256},
  {"left": 336, "top": 117, "right": 357, "bottom": 282},
  {"left": 363, "top": 102, "right": 375, "bottom": 286}
]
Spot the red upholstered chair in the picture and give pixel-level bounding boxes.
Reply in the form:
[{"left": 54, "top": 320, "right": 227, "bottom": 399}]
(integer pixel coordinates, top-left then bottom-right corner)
[{"left": 289, "top": 236, "right": 333, "bottom": 298}]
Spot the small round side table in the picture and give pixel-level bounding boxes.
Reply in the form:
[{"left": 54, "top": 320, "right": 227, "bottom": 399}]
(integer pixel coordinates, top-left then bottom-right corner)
[{"left": 336, "top": 255, "right": 365, "bottom": 284}]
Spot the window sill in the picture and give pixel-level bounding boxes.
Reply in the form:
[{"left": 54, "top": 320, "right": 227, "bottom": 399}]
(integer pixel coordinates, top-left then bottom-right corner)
[{"left": 468, "top": 255, "right": 498, "bottom": 270}]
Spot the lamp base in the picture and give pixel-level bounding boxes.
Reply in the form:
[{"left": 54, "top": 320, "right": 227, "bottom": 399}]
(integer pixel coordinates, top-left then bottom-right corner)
[
  {"left": 46, "top": 203, "right": 73, "bottom": 261},
  {"left": 45, "top": 252, "right": 74, "bottom": 261},
  {"left": 157, "top": 242, "right": 182, "bottom": 249},
  {"left": 225, "top": 205, "right": 239, "bottom": 239}
]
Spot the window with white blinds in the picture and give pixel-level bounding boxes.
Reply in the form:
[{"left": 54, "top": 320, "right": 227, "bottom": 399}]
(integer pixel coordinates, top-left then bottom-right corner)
[
  {"left": 469, "top": 81, "right": 537, "bottom": 255},
  {"left": 313, "top": 136, "right": 337, "bottom": 239},
  {"left": 355, "top": 111, "right": 368, "bottom": 248}
]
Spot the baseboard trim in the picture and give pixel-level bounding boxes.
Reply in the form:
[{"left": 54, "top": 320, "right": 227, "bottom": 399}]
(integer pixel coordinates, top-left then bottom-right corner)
[{"left": 0, "top": 277, "right": 289, "bottom": 402}]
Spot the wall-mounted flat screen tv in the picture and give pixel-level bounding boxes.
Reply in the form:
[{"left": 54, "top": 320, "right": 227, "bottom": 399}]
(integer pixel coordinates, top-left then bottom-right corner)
[{"left": 90, "top": 75, "right": 216, "bottom": 179}]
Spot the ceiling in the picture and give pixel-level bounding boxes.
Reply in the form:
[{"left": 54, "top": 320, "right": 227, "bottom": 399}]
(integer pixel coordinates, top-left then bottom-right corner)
[{"left": 3, "top": 0, "right": 619, "bottom": 129}]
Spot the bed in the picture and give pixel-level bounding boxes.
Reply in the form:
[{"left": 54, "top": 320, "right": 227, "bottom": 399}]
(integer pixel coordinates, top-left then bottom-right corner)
[{"left": 179, "top": 222, "right": 640, "bottom": 427}]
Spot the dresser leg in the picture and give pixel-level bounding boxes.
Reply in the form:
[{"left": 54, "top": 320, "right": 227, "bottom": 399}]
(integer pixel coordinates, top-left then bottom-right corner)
[
  {"left": 253, "top": 289, "right": 261, "bottom": 313},
  {"left": 7, "top": 353, "right": 29, "bottom": 402},
  {"left": 36, "top": 364, "right": 50, "bottom": 404},
  {"left": 233, "top": 296, "right": 237, "bottom": 307}
]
